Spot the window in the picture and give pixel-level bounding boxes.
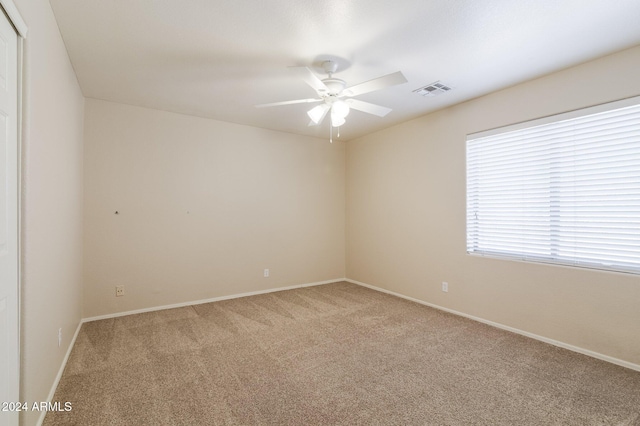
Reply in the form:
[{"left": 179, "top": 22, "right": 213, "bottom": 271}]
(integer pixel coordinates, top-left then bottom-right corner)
[{"left": 466, "top": 97, "right": 640, "bottom": 274}]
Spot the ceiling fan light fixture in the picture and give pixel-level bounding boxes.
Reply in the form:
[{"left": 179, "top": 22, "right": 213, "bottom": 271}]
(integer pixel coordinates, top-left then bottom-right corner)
[
  {"left": 331, "top": 113, "right": 346, "bottom": 128},
  {"left": 307, "top": 104, "right": 329, "bottom": 124},
  {"left": 331, "top": 100, "right": 350, "bottom": 118}
]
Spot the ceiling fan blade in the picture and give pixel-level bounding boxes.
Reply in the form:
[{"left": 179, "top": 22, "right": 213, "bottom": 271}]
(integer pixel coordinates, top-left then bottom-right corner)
[
  {"left": 255, "top": 98, "right": 322, "bottom": 108},
  {"left": 343, "top": 71, "right": 407, "bottom": 97},
  {"left": 345, "top": 99, "right": 392, "bottom": 117},
  {"left": 289, "top": 66, "right": 329, "bottom": 93}
]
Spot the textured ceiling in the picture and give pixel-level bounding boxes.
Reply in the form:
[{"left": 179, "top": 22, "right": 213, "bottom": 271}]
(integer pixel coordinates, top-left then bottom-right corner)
[{"left": 50, "top": 0, "right": 640, "bottom": 141}]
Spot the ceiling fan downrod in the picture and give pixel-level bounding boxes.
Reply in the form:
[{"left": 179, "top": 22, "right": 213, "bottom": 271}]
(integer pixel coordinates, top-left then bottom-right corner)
[{"left": 321, "top": 60, "right": 338, "bottom": 78}]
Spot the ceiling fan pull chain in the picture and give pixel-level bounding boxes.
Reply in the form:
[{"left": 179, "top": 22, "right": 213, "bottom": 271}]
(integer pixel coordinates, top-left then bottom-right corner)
[{"left": 330, "top": 125, "right": 333, "bottom": 143}]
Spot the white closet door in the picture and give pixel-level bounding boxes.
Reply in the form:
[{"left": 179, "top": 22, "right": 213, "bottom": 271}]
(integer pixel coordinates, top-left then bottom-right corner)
[{"left": 0, "top": 6, "right": 19, "bottom": 426}]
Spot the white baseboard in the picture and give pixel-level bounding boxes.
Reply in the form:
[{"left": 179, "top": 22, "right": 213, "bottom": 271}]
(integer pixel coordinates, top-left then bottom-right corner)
[
  {"left": 346, "top": 278, "right": 640, "bottom": 373},
  {"left": 82, "top": 278, "right": 345, "bottom": 323},
  {"left": 36, "top": 320, "right": 83, "bottom": 426}
]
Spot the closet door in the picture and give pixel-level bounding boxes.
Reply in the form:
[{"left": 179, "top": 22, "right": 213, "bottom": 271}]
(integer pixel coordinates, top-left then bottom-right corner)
[{"left": 0, "top": 6, "right": 19, "bottom": 426}]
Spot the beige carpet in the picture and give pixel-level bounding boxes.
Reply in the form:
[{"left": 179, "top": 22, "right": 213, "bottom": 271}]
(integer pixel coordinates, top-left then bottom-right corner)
[{"left": 44, "top": 281, "right": 640, "bottom": 425}]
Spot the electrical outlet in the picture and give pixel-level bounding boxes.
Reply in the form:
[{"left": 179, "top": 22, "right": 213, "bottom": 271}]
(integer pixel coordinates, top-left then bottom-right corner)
[
  {"left": 442, "top": 282, "right": 449, "bottom": 292},
  {"left": 58, "top": 328, "right": 62, "bottom": 347},
  {"left": 116, "top": 285, "right": 125, "bottom": 297},
  {"left": 263, "top": 269, "right": 270, "bottom": 278}
]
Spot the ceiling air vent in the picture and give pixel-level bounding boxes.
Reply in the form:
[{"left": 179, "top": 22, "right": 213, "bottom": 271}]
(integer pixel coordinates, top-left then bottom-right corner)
[{"left": 413, "top": 81, "right": 453, "bottom": 97}]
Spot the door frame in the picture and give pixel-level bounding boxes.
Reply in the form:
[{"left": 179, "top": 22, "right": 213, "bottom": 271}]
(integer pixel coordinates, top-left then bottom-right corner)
[{"left": 0, "top": 0, "right": 26, "bottom": 420}]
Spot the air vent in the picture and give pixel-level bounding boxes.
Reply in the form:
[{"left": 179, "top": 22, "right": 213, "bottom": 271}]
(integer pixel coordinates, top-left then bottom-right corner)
[{"left": 413, "top": 81, "right": 453, "bottom": 97}]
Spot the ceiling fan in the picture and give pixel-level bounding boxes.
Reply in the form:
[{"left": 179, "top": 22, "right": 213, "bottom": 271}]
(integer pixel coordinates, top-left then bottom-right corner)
[{"left": 256, "top": 60, "right": 407, "bottom": 139}]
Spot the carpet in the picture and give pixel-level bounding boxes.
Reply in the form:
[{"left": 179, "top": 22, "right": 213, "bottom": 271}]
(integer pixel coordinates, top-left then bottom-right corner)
[{"left": 44, "top": 281, "right": 640, "bottom": 425}]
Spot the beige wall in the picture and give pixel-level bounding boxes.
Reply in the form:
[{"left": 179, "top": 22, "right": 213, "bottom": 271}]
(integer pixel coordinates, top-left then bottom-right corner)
[
  {"left": 346, "top": 45, "right": 640, "bottom": 365},
  {"left": 15, "top": 0, "right": 85, "bottom": 424},
  {"left": 83, "top": 99, "right": 345, "bottom": 318}
]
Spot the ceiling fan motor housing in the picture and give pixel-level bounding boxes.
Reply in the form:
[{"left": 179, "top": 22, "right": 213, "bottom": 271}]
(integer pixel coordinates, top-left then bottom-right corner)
[{"left": 319, "top": 78, "right": 346, "bottom": 97}]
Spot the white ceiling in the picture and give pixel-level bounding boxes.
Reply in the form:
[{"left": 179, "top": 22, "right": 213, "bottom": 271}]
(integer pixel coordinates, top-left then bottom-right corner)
[{"left": 50, "top": 0, "right": 640, "bottom": 141}]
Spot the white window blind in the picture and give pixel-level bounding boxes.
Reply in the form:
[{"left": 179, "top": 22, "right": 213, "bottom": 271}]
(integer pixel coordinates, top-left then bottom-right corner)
[{"left": 466, "top": 97, "right": 640, "bottom": 274}]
